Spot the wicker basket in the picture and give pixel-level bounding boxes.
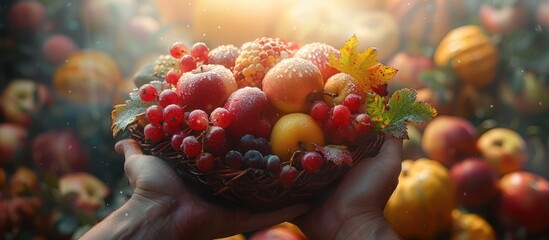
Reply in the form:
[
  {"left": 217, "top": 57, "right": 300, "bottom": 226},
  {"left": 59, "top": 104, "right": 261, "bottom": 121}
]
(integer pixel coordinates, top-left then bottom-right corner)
[{"left": 130, "top": 126, "right": 385, "bottom": 210}]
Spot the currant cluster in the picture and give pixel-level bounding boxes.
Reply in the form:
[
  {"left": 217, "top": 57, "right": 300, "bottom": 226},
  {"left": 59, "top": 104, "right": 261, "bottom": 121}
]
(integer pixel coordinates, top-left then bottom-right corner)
[{"left": 310, "top": 93, "right": 375, "bottom": 146}]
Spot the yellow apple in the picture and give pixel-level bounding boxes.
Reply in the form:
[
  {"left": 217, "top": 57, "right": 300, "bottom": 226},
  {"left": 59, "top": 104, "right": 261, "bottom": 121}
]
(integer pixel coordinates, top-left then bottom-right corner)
[
  {"left": 263, "top": 58, "right": 324, "bottom": 114},
  {"left": 270, "top": 113, "right": 324, "bottom": 162},
  {"left": 323, "top": 72, "right": 365, "bottom": 106},
  {"left": 476, "top": 128, "right": 528, "bottom": 176}
]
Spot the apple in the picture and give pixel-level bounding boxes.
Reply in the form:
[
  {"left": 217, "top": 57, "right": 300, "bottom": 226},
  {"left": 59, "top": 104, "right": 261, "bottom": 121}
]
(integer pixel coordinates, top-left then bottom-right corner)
[
  {"left": 0, "top": 123, "right": 28, "bottom": 165},
  {"left": 293, "top": 42, "right": 340, "bottom": 82},
  {"left": 9, "top": 166, "right": 39, "bottom": 196},
  {"left": 224, "top": 87, "right": 272, "bottom": 143},
  {"left": 42, "top": 34, "right": 78, "bottom": 65},
  {"left": 386, "top": 52, "right": 435, "bottom": 94},
  {"left": 450, "top": 158, "right": 499, "bottom": 207},
  {"left": 479, "top": 3, "right": 527, "bottom": 35},
  {"left": 32, "top": 130, "right": 90, "bottom": 176},
  {"left": 177, "top": 64, "right": 238, "bottom": 113},
  {"left": 59, "top": 172, "right": 110, "bottom": 214},
  {"left": 476, "top": 128, "right": 527, "bottom": 176},
  {"left": 422, "top": 115, "right": 478, "bottom": 167},
  {"left": 250, "top": 223, "right": 304, "bottom": 240},
  {"left": 537, "top": 0, "right": 549, "bottom": 28},
  {"left": 270, "top": 113, "right": 324, "bottom": 162},
  {"left": 262, "top": 58, "right": 324, "bottom": 114},
  {"left": 1, "top": 79, "right": 52, "bottom": 127},
  {"left": 322, "top": 73, "right": 365, "bottom": 106},
  {"left": 497, "top": 171, "right": 549, "bottom": 235},
  {"left": 7, "top": 0, "right": 45, "bottom": 34}
]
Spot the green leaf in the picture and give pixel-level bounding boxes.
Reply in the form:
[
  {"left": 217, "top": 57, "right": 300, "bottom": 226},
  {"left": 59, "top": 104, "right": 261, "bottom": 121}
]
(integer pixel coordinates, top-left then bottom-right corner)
[
  {"left": 111, "top": 81, "right": 170, "bottom": 137},
  {"left": 367, "top": 88, "right": 437, "bottom": 139}
]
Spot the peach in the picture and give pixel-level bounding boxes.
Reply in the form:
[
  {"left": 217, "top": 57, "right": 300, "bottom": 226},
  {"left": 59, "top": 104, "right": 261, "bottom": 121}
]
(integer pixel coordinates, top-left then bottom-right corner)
[
  {"left": 422, "top": 115, "right": 478, "bottom": 167},
  {"left": 476, "top": 128, "right": 527, "bottom": 176},
  {"left": 270, "top": 113, "right": 324, "bottom": 162},
  {"left": 177, "top": 64, "right": 237, "bottom": 113},
  {"left": 263, "top": 58, "right": 324, "bottom": 113},
  {"left": 293, "top": 42, "right": 340, "bottom": 82},
  {"left": 323, "top": 73, "right": 365, "bottom": 106}
]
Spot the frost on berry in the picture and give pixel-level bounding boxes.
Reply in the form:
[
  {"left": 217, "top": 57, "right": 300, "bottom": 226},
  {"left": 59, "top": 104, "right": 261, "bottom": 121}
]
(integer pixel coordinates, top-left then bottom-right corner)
[
  {"left": 233, "top": 37, "right": 292, "bottom": 88},
  {"left": 207, "top": 44, "right": 240, "bottom": 70}
]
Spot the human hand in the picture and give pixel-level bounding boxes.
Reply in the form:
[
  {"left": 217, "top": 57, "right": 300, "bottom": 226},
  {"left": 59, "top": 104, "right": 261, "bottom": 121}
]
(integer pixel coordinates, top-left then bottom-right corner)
[
  {"left": 81, "top": 139, "right": 309, "bottom": 240},
  {"left": 293, "top": 134, "right": 403, "bottom": 240}
]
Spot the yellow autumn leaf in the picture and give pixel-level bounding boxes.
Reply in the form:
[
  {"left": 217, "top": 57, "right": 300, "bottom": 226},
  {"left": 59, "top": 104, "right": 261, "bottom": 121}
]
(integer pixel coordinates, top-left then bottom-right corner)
[{"left": 329, "top": 35, "right": 398, "bottom": 93}]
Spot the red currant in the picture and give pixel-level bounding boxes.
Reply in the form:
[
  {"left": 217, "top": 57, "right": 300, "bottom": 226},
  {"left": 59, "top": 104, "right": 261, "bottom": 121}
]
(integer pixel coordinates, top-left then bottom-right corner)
[
  {"left": 188, "top": 109, "right": 209, "bottom": 131},
  {"left": 331, "top": 105, "right": 351, "bottom": 127},
  {"left": 146, "top": 105, "right": 164, "bottom": 124},
  {"left": 301, "top": 151, "right": 324, "bottom": 173},
  {"left": 182, "top": 135, "right": 202, "bottom": 158},
  {"left": 372, "top": 83, "right": 388, "bottom": 96},
  {"left": 139, "top": 83, "right": 158, "bottom": 102},
  {"left": 170, "top": 41, "right": 188, "bottom": 59},
  {"left": 343, "top": 93, "right": 363, "bottom": 114},
  {"left": 195, "top": 152, "right": 215, "bottom": 172},
  {"left": 210, "top": 107, "right": 232, "bottom": 128},
  {"left": 353, "top": 113, "right": 373, "bottom": 133},
  {"left": 179, "top": 54, "right": 197, "bottom": 73},
  {"left": 191, "top": 42, "right": 209, "bottom": 62},
  {"left": 144, "top": 123, "right": 164, "bottom": 142},
  {"left": 163, "top": 104, "right": 185, "bottom": 127},
  {"left": 279, "top": 165, "right": 299, "bottom": 187},
  {"left": 158, "top": 89, "right": 180, "bottom": 107},
  {"left": 310, "top": 101, "right": 330, "bottom": 122},
  {"left": 171, "top": 131, "right": 188, "bottom": 151},
  {"left": 206, "top": 126, "right": 228, "bottom": 156},
  {"left": 165, "top": 68, "right": 182, "bottom": 85}
]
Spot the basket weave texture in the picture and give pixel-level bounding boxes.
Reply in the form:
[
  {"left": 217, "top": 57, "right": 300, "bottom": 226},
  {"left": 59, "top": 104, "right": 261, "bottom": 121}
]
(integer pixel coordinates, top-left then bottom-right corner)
[{"left": 130, "top": 126, "right": 385, "bottom": 210}]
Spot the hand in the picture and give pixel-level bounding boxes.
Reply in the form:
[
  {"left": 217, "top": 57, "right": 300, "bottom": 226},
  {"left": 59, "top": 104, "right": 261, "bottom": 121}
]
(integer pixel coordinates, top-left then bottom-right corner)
[
  {"left": 293, "top": 134, "right": 403, "bottom": 240},
  {"left": 81, "top": 139, "right": 309, "bottom": 240}
]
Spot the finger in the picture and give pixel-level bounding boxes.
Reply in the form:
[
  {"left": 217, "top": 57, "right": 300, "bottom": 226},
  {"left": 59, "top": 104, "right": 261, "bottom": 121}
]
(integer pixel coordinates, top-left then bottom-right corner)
[
  {"left": 115, "top": 139, "right": 144, "bottom": 158},
  {"left": 235, "top": 203, "right": 310, "bottom": 233}
]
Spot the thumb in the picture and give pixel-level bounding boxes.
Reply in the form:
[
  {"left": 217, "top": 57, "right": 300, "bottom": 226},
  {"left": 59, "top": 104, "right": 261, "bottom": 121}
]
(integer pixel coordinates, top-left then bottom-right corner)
[{"left": 115, "top": 139, "right": 144, "bottom": 159}]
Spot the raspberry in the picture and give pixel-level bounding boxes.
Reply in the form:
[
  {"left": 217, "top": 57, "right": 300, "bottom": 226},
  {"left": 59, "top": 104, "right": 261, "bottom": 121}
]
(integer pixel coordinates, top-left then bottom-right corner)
[{"left": 233, "top": 37, "right": 292, "bottom": 88}]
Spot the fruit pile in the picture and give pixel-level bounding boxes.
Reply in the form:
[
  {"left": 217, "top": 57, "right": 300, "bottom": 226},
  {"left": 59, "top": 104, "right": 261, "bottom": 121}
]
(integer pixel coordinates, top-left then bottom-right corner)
[{"left": 111, "top": 36, "right": 435, "bottom": 208}]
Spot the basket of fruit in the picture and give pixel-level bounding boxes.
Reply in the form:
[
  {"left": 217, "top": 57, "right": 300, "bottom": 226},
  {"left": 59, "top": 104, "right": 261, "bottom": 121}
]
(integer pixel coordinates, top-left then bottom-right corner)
[{"left": 111, "top": 36, "right": 436, "bottom": 210}]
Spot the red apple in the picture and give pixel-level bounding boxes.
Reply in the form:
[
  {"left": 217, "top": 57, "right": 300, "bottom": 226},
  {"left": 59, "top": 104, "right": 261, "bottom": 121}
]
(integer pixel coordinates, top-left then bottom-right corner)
[
  {"left": 42, "top": 34, "right": 78, "bottom": 65},
  {"left": 479, "top": 3, "right": 527, "bottom": 35},
  {"left": 1, "top": 79, "right": 52, "bottom": 127},
  {"left": 7, "top": 0, "right": 45, "bottom": 34},
  {"left": 224, "top": 87, "right": 272, "bottom": 143},
  {"left": 32, "top": 130, "right": 89, "bottom": 176},
  {"left": 477, "top": 128, "right": 528, "bottom": 177},
  {"left": 59, "top": 172, "right": 110, "bottom": 214},
  {"left": 422, "top": 115, "right": 478, "bottom": 167},
  {"left": 450, "top": 158, "right": 499, "bottom": 207},
  {"left": 0, "top": 123, "right": 28, "bottom": 165},
  {"left": 497, "top": 171, "right": 549, "bottom": 235},
  {"left": 293, "top": 42, "right": 340, "bottom": 82},
  {"left": 177, "top": 64, "right": 238, "bottom": 113},
  {"left": 387, "top": 52, "right": 435, "bottom": 94}
]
